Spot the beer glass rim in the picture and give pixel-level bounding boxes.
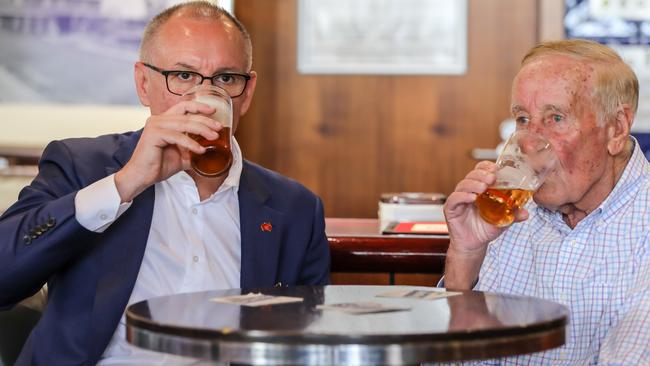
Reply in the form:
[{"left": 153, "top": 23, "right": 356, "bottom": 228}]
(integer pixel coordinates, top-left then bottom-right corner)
[
  {"left": 498, "top": 131, "right": 554, "bottom": 161},
  {"left": 182, "top": 84, "right": 234, "bottom": 127},
  {"left": 503, "top": 130, "right": 551, "bottom": 147},
  {"left": 182, "top": 84, "right": 232, "bottom": 100},
  {"left": 495, "top": 130, "right": 557, "bottom": 191}
]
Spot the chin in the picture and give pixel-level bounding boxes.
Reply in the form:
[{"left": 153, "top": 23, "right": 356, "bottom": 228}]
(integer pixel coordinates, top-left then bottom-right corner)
[
  {"left": 532, "top": 198, "right": 559, "bottom": 211},
  {"left": 532, "top": 188, "right": 560, "bottom": 211}
]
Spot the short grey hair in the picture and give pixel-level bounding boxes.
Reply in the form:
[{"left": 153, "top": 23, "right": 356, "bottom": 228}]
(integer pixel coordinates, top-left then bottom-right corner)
[
  {"left": 522, "top": 39, "right": 638, "bottom": 126},
  {"left": 139, "top": 1, "right": 253, "bottom": 70}
]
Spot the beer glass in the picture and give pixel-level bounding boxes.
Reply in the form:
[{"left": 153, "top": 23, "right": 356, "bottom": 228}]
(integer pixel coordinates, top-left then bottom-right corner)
[
  {"left": 183, "top": 85, "right": 233, "bottom": 177},
  {"left": 474, "top": 131, "right": 557, "bottom": 227}
]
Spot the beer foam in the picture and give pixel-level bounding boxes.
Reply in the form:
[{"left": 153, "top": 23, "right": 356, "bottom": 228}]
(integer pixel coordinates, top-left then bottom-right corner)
[
  {"left": 195, "top": 95, "right": 232, "bottom": 127},
  {"left": 494, "top": 165, "right": 539, "bottom": 190}
]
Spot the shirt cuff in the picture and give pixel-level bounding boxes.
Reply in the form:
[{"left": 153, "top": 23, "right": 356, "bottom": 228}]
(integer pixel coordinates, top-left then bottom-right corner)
[
  {"left": 74, "top": 174, "right": 132, "bottom": 233},
  {"left": 436, "top": 276, "right": 479, "bottom": 290}
]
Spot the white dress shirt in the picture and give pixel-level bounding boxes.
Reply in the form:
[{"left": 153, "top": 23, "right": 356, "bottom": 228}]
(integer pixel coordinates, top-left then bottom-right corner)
[{"left": 74, "top": 138, "right": 244, "bottom": 365}]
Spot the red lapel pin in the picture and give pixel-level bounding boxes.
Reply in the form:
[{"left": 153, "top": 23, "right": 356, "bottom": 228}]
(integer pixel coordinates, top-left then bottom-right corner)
[{"left": 260, "top": 222, "right": 273, "bottom": 232}]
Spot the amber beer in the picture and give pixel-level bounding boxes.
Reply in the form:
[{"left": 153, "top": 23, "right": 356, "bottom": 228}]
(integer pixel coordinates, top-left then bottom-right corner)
[
  {"left": 187, "top": 89, "right": 233, "bottom": 177},
  {"left": 475, "top": 187, "right": 534, "bottom": 227},
  {"left": 475, "top": 131, "right": 556, "bottom": 227},
  {"left": 189, "top": 127, "right": 232, "bottom": 177}
]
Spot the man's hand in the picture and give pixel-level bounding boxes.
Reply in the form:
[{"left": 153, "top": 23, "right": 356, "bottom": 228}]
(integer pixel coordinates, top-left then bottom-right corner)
[
  {"left": 114, "top": 101, "right": 221, "bottom": 202},
  {"left": 443, "top": 161, "right": 528, "bottom": 289}
]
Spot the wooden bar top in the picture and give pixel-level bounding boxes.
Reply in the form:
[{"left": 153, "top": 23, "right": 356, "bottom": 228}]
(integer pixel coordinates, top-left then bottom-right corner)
[{"left": 325, "top": 218, "right": 449, "bottom": 274}]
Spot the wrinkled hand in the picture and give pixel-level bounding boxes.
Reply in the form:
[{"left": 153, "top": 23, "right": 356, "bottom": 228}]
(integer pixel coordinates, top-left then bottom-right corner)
[
  {"left": 443, "top": 161, "right": 529, "bottom": 289},
  {"left": 115, "top": 101, "right": 221, "bottom": 202},
  {"left": 444, "top": 161, "right": 528, "bottom": 255}
]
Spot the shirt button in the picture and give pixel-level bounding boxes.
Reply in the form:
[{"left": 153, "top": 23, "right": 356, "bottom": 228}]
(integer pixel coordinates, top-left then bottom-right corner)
[
  {"left": 193, "top": 256, "right": 199, "bottom": 263},
  {"left": 559, "top": 292, "right": 568, "bottom": 302},
  {"left": 559, "top": 350, "right": 566, "bottom": 360},
  {"left": 100, "top": 213, "right": 108, "bottom": 220},
  {"left": 570, "top": 240, "right": 576, "bottom": 246},
  {"left": 191, "top": 207, "right": 198, "bottom": 215}
]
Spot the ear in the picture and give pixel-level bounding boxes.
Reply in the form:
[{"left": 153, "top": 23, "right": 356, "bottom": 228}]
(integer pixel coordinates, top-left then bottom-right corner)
[
  {"left": 134, "top": 62, "right": 151, "bottom": 107},
  {"left": 606, "top": 104, "right": 633, "bottom": 156},
  {"left": 238, "top": 70, "right": 257, "bottom": 116}
]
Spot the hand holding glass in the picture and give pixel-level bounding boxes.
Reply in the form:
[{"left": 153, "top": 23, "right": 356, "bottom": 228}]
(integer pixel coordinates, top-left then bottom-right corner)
[
  {"left": 183, "top": 85, "right": 233, "bottom": 177},
  {"left": 475, "top": 131, "right": 557, "bottom": 227}
]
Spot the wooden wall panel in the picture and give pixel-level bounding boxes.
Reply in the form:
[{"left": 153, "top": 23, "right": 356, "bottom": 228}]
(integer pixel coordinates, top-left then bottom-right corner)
[
  {"left": 539, "top": 0, "right": 565, "bottom": 41},
  {"left": 235, "top": 0, "right": 539, "bottom": 218}
]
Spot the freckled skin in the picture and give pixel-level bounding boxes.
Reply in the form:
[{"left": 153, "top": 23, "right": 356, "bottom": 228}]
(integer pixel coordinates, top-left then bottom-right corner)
[
  {"left": 510, "top": 55, "right": 618, "bottom": 226},
  {"left": 441, "top": 50, "right": 634, "bottom": 290}
]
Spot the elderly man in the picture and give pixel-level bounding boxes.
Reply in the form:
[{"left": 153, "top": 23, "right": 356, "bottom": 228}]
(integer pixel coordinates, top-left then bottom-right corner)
[
  {"left": 444, "top": 39, "right": 649, "bottom": 364},
  {"left": 0, "top": 2, "right": 329, "bottom": 365}
]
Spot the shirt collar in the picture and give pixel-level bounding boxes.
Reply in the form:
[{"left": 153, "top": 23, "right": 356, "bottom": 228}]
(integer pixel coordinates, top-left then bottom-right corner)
[{"left": 221, "top": 136, "right": 243, "bottom": 192}]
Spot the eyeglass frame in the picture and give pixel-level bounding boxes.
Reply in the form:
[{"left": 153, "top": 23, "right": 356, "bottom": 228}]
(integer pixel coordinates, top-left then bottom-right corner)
[{"left": 142, "top": 62, "right": 251, "bottom": 98}]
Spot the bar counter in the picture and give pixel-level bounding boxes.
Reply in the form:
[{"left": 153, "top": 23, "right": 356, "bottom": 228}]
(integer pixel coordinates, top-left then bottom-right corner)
[{"left": 326, "top": 218, "right": 449, "bottom": 284}]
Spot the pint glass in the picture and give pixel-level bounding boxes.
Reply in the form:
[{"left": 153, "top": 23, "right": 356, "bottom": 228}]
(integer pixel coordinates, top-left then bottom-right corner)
[
  {"left": 183, "top": 85, "right": 233, "bottom": 177},
  {"left": 475, "top": 131, "right": 557, "bottom": 227}
]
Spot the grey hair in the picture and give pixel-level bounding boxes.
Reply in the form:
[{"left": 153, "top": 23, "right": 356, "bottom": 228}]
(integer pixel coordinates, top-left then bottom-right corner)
[{"left": 522, "top": 39, "right": 638, "bottom": 126}]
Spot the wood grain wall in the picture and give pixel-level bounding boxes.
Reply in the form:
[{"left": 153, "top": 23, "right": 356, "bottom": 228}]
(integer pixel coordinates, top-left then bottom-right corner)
[{"left": 235, "top": 0, "right": 540, "bottom": 218}]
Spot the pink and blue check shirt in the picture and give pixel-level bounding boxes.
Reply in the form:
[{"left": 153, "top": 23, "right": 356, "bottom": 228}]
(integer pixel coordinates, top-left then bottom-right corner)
[{"left": 465, "top": 139, "right": 650, "bottom": 365}]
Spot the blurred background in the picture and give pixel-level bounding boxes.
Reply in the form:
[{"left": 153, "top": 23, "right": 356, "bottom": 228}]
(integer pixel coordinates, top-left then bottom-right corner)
[{"left": 1, "top": 0, "right": 649, "bottom": 217}]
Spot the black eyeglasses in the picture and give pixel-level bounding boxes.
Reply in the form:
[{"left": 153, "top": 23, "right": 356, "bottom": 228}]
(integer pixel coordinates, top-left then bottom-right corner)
[{"left": 142, "top": 63, "right": 251, "bottom": 98}]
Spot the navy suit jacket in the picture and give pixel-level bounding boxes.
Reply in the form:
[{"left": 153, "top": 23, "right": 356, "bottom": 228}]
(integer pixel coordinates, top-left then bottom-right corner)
[{"left": 0, "top": 130, "right": 330, "bottom": 365}]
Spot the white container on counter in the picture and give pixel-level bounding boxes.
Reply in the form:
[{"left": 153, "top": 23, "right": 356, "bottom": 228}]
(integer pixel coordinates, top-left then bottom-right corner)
[{"left": 378, "top": 192, "right": 446, "bottom": 231}]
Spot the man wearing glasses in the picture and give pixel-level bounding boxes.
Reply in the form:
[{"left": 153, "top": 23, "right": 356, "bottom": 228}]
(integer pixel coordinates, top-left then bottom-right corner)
[
  {"left": 0, "top": 2, "right": 330, "bottom": 365},
  {"left": 141, "top": 63, "right": 252, "bottom": 99}
]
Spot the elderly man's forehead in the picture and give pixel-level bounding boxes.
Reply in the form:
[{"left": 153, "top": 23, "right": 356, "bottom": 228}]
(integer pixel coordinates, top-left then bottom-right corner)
[
  {"left": 511, "top": 55, "right": 598, "bottom": 112},
  {"left": 521, "top": 55, "right": 595, "bottom": 83}
]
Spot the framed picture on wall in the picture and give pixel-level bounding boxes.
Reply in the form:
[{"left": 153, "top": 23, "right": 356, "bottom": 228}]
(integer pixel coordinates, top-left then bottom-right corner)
[{"left": 297, "top": 0, "right": 467, "bottom": 75}]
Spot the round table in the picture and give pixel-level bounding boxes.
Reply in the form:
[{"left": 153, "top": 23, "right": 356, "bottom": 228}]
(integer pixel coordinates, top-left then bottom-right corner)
[{"left": 126, "top": 285, "right": 568, "bottom": 365}]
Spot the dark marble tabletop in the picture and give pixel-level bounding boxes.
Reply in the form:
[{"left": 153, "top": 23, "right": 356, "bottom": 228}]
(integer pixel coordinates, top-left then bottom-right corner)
[{"left": 126, "top": 285, "right": 568, "bottom": 365}]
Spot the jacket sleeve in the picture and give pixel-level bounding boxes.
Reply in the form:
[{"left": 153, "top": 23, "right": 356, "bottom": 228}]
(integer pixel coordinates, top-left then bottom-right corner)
[
  {"left": 298, "top": 196, "right": 330, "bottom": 285},
  {"left": 0, "top": 140, "right": 98, "bottom": 309}
]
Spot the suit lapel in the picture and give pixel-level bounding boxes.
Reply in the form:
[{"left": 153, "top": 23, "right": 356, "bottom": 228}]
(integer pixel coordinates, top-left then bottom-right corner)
[{"left": 239, "top": 162, "right": 285, "bottom": 289}]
